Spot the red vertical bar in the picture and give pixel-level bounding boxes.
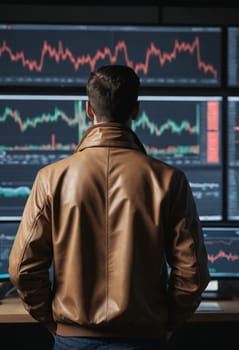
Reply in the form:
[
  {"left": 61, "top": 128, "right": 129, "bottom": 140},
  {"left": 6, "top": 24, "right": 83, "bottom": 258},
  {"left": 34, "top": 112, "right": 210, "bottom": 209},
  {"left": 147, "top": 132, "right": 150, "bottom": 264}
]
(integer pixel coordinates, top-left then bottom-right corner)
[
  {"left": 207, "top": 101, "right": 219, "bottom": 163},
  {"left": 51, "top": 133, "right": 55, "bottom": 150}
]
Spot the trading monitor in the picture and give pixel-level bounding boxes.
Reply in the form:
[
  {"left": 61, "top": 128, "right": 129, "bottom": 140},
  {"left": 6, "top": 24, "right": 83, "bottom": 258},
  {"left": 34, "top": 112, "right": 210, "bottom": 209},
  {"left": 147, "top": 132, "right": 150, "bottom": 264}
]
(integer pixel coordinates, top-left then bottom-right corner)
[{"left": 0, "top": 24, "right": 221, "bottom": 87}]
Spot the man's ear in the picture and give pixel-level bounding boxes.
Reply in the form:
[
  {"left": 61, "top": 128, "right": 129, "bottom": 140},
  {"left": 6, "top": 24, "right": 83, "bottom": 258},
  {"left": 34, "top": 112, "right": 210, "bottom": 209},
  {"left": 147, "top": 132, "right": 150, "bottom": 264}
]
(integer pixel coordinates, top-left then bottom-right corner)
[
  {"left": 86, "top": 101, "right": 95, "bottom": 120},
  {"left": 131, "top": 101, "right": 140, "bottom": 120}
]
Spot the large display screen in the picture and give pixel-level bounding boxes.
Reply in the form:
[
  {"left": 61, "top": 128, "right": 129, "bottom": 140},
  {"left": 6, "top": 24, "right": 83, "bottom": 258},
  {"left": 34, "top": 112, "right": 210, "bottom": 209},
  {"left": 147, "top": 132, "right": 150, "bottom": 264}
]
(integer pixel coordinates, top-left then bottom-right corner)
[
  {"left": 227, "top": 27, "right": 239, "bottom": 86},
  {"left": 1, "top": 21, "right": 239, "bottom": 285},
  {"left": 0, "top": 94, "right": 90, "bottom": 219},
  {"left": 203, "top": 226, "right": 239, "bottom": 278},
  {"left": 226, "top": 96, "right": 239, "bottom": 220},
  {"left": 0, "top": 24, "right": 221, "bottom": 87},
  {"left": 0, "top": 221, "right": 19, "bottom": 280},
  {"left": 134, "top": 96, "right": 223, "bottom": 221},
  {"left": 0, "top": 94, "right": 222, "bottom": 221}
]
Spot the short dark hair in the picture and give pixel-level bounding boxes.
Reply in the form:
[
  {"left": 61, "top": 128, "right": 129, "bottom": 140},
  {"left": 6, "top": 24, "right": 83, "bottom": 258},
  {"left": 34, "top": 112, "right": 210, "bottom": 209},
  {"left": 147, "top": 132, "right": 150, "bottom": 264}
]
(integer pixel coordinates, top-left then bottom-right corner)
[{"left": 86, "top": 64, "right": 140, "bottom": 123}]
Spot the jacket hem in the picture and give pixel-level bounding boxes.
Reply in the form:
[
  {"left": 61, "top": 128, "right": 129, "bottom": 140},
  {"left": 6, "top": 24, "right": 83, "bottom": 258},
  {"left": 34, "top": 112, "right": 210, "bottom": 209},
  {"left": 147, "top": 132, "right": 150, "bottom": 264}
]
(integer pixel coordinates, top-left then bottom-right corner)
[{"left": 56, "top": 323, "right": 166, "bottom": 338}]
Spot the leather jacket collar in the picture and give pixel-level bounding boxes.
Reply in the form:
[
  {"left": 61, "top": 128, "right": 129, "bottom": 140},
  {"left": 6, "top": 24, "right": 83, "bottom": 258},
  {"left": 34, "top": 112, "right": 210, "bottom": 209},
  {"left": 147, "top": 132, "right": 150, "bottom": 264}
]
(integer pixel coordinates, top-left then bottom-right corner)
[{"left": 75, "top": 122, "right": 146, "bottom": 154}]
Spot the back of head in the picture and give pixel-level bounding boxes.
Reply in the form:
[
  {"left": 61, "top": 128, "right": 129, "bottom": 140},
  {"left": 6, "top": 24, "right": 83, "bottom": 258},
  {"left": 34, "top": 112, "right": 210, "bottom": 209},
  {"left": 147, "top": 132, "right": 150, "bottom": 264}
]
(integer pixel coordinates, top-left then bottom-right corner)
[{"left": 86, "top": 64, "right": 140, "bottom": 123}]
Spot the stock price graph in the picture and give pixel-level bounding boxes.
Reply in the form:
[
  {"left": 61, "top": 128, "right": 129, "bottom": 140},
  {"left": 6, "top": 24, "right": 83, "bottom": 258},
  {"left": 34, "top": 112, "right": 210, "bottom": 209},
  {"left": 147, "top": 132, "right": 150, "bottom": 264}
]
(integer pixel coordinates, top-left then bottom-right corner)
[
  {"left": 203, "top": 227, "right": 239, "bottom": 277},
  {"left": 0, "top": 222, "right": 19, "bottom": 279},
  {"left": 0, "top": 95, "right": 222, "bottom": 220},
  {"left": 136, "top": 96, "right": 222, "bottom": 221},
  {"left": 0, "top": 95, "right": 89, "bottom": 164},
  {"left": 136, "top": 96, "right": 221, "bottom": 166},
  {"left": 0, "top": 95, "right": 90, "bottom": 219},
  {"left": 0, "top": 24, "right": 221, "bottom": 86}
]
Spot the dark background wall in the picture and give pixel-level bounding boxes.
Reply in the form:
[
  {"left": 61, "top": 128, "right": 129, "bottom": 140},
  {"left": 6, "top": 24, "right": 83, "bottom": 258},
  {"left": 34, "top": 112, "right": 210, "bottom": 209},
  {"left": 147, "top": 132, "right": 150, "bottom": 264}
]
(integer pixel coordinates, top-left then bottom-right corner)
[{"left": 1, "top": 2, "right": 239, "bottom": 26}]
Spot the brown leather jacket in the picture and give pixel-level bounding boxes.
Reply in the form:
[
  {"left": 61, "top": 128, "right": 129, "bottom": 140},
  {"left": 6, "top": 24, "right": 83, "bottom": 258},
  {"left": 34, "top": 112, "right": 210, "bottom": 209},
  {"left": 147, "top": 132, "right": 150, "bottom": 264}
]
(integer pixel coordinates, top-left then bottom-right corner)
[{"left": 9, "top": 123, "right": 210, "bottom": 338}]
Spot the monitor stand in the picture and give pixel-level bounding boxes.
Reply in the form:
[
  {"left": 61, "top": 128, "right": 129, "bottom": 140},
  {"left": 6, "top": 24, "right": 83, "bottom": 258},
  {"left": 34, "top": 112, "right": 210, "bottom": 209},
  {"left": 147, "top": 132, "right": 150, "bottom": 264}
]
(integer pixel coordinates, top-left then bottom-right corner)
[
  {"left": 202, "top": 280, "right": 239, "bottom": 300},
  {"left": 0, "top": 281, "right": 17, "bottom": 300}
]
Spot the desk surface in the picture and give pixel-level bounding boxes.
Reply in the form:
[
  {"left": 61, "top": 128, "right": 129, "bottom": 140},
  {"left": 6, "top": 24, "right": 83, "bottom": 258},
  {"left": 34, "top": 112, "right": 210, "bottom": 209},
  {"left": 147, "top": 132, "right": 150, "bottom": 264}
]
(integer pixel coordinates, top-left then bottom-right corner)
[
  {"left": 0, "top": 297, "right": 239, "bottom": 323},
  {"left": 0, "top": 297, "right": 37, "bottom": 323}
]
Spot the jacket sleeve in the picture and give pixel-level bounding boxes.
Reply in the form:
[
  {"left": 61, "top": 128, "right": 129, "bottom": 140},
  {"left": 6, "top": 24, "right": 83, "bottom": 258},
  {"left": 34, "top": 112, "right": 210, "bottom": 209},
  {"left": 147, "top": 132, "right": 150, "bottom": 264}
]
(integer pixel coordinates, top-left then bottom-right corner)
[
  {"left": 8, "top": 170, "right": 55, "bottom": 327},
  {"left": 164, "top": 168, "right": 210, "bottom": 331}
]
